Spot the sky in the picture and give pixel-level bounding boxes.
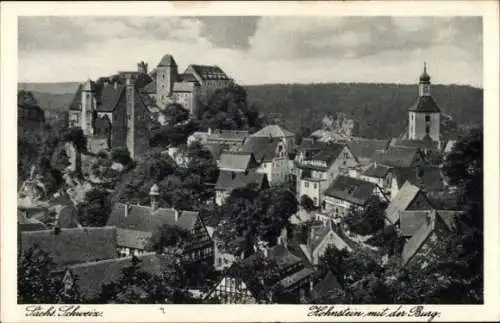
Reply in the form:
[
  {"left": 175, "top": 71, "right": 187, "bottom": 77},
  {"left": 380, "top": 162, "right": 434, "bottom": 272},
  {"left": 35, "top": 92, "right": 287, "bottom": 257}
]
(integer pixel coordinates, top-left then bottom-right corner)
[{"left": 18, "top": 16, "right": 483, "bottom": 87}]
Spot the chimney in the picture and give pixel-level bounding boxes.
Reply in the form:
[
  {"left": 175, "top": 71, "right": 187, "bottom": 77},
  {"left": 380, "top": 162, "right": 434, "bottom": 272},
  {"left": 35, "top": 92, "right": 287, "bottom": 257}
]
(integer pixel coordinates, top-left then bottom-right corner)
[
  {"left": 113, "top": 81, "right": 118, "bottom": 90},
  {"left": 124, "top": 204, "right": 131, "bottom": 217},
  {"left": 174, "top": 209, "right": 179, "bottom": 222},
  {"left": 208, "top": 128, "right": 212, "bottom": 135},
  {"left": 149, "top": 184, "right": 160, "bottom": 210}
]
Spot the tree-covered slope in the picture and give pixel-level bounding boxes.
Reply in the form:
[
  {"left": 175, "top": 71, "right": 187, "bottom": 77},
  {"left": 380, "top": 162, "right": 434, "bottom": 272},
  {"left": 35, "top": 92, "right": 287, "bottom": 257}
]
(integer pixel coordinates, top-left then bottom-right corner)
[{"left": 244, "top": 83, "right": 483, "bottom": 139}]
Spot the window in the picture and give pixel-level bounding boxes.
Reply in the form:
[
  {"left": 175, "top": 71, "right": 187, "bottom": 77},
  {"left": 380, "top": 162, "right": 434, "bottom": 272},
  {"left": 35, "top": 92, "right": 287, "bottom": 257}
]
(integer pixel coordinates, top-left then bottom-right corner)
[
  {"left": 313, "top": 183, "right": 317, "bottom": 189},
  {"left": 425, "top": 115, "right": 430, "bottom": 122},
  {"left": 313, "top": 197, "right": 318, "bottom": 205},
  {"left": 425, "top": 125, "right": 430, "bottom": 134}
]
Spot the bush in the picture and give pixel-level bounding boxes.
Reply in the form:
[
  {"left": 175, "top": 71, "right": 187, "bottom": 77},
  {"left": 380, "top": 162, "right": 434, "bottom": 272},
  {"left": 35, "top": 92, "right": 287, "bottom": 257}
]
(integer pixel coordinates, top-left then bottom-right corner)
[{"left": 110, "top": 147, "right": 132, "bottom": 165}]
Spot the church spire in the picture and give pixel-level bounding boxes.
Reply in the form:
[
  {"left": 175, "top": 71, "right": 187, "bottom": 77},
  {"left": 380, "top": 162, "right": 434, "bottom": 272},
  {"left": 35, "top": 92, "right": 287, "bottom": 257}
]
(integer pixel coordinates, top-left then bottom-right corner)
[{"left": 419, "top": 62, "right": 431, "bottom": 96}]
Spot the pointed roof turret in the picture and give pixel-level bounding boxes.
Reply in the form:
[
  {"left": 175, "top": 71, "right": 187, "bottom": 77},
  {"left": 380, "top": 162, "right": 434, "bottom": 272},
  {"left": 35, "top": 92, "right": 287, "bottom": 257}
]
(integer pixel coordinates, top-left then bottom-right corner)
[
  {"left": 419, "top": 62, "right": 431, "bottom": 84},
  {"left": 157, "top": 54, "right": 177, "bottom": 67}
]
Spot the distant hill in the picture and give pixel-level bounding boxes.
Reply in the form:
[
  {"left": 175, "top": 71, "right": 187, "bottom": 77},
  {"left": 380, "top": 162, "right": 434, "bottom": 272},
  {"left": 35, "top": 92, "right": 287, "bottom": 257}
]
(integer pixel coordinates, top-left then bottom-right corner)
[
  {"left": 18, "top": 82, "right": 80, "bottom": 95},
  {"left": 19, "top": 81, "right": 483, "bottom": 140},
  {"left": 244, "top": 83, "right": 483, "bottom": 139}
]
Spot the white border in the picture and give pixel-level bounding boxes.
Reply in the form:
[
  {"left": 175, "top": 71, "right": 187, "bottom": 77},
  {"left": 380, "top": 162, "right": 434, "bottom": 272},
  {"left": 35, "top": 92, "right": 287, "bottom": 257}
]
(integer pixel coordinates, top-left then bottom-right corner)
[{"left": 2, "top": 1, "right": 499, "bottom": 322}]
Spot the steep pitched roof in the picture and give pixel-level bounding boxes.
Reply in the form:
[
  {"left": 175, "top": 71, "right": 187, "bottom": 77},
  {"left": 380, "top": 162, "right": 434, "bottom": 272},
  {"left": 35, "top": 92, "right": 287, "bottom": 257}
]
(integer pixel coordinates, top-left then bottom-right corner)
[
  {"left": 385, "top": 181, "right": 421, "bottom": 224},
  {"left": 303, "top": 143, "right": 347, "bottom": 170},
  {"left": 310, "top": 271, "right": 342, "bottom": 302},
  {"left": 362, "top": 164, "right": 392, "bottom": 179},
  {"left": 349, "top": 138, "right": 390, "bottom": 161},
  {"left": 400, "top": 210, "right": 436, "bottom": 237},
  {"left": 372, "top": 146, "right": 421, "bottom": 168},
  {"left": 69, "top": 84, "right": 84, "bottom": 111},
  {"left": 203, "top": 143, "right": 225, "bottom": 161},
  {"left": 250, "top": 125, "right": 295, "bottom": 138},
  {"left": 240, "top": 137, "right": 282, "bottom": 163},
  {"left": 391, "top": 138, "right": 437, "bottom": 151},
  {"left": 65, "top": 252, "right": 167, "bottom": 300},
  {"left": 279, "top": 267, "right": 316, "bottom": 290},
  {"left": 95, "top": 84, "right": 125, "bottom": 112},
  {"left": 20, "top": 227, "right": 117, "bottom": 268},
  {"left": 393, "top": 166, "right": 444, "bottom": 191},
  {"left": 142, "top": 79, "right": 156, "bottom": 94},
  {"left": 409, "top": 96, "right": 440, "bottom": 113},
  {"left": 298, "top": 137, "right": 326, "bottom": 152},
  {"left": 324, "top": 176, "right": 379, "bottom": 206},
  {"left": 179, "top": 73, "right": 199, "bottom": 83},
  {"left": 308, "top": 225, "right": 334, "bottom": 252},
  {"left": 185, "top": 64, "right": 229, "bottom": 81},
  {"left": 215, "top": 170, "right": 267, "bottom": 192},
  {"left": 436, "top": 210, "right": 464, "bottom": 232},
  {"left": 107, "top": 204, "right": 199, "bottom": 233},
  {"left": 218, "top": 151, "right": 255, "bottom": 172},
  {"left": 401, "top": 214, "right": 439, "bottom": 267},
  {"left": 157, "top": 54, "right": 177, "bottom": 67}
]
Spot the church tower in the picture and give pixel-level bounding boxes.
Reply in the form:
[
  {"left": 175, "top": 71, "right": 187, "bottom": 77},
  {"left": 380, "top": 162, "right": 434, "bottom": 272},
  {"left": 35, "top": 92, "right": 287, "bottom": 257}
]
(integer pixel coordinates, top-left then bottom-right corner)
[
  {"left": 155, "top": 54, "right": 178, "bottom": 109},
  {"left": 408, "top": 63, "right": 441, "bottom": 145}
]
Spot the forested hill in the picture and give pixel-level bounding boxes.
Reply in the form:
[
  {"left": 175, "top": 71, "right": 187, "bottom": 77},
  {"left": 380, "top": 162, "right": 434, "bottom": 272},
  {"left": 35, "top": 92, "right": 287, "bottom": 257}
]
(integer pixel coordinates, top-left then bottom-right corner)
[
  {"left": 244, "top": 83, "right": 483, "bottom": 139},
  {"left": 18, "top": 82, "right": 483, "bottom": 140}
]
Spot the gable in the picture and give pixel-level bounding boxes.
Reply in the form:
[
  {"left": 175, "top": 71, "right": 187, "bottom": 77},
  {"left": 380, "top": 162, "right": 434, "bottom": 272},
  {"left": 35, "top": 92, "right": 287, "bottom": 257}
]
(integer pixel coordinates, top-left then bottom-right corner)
[{"left": 407, "top": 191, "right": 433, "bottom": 210}]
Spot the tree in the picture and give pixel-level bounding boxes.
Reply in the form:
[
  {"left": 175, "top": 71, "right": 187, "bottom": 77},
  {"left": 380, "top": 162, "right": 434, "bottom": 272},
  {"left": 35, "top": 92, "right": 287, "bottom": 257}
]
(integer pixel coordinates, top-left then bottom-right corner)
[
  {"left": 162, "top": 103, "right": 190, "bottom": 126},
  {"left": 148, "top": 224, "right": 191, "bottom": 254},
  {"left": 342, "top": 196, "right": 387, "bottom": 236},
  {"left": 62, "top": 127, "right": 87, "bottom": 153},
  {"left": 18, "top": 245, "right": 81, "bottom": 304},
  {"left": 300, "top": 195, "right": 315, "bottom": 212},
  {"left": 97, "top": 255, "right": 191, "bottom": 304},
  {"left": 110, "top": 147, "right": 133, "bottom": 166},
  {"left": 77, "top": 188, "right": 112, "bottom": 227},
  {"left": 214, "top": 185, "right": 298, "bottom": 257}
]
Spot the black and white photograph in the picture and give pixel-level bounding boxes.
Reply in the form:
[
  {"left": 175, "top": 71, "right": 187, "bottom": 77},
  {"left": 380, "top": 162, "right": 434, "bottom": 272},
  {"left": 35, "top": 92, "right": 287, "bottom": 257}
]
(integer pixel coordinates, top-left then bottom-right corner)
[{"left": 2, "top": 1, "right": 499, "bottom": 322}]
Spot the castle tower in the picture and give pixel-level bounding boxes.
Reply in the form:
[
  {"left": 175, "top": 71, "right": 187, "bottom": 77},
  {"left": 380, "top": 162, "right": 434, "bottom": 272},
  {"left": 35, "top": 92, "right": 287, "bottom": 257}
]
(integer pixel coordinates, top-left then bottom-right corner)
[
  {"left": 408, "top": 63, "right": 441, "bottom": 145},
  {"left": 155, "top": 54, "right": 178, "bottom": 109},
  {"left": 80, "top": 79, "right": 95, "bottom": 135},
  {"left": 125, "top": 74, "right": 137, "bottom": 158}
]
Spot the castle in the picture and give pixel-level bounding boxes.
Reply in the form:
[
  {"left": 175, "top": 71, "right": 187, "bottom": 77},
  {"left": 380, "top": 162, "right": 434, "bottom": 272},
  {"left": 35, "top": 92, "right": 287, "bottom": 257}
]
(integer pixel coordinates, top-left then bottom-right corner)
[{"left": 68, "top": 54, "right": 233, "bottom": 158}]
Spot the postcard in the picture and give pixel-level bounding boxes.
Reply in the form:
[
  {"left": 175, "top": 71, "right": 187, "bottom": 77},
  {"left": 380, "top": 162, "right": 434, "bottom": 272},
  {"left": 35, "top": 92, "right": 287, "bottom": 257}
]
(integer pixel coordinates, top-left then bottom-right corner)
[{"left": 1, "top": 1, "right": 499, "bottom": 322}]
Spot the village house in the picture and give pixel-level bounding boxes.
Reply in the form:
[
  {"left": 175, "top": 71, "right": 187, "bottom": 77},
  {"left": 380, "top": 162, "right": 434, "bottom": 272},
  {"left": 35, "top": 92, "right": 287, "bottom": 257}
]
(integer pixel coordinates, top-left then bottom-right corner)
[
  {"left": 206, "top": 243, "right": 316, "bottom": 304},
  {"left": 400, "top": 209, "right": 464, "bottom": 240},
  {"left": 358, "top": 163, "right": 393, "bottom": 196},
  {"left": 249, "top": 125, "right": 296, "bottom": 154},
  {"left": 296, "top": 222, "right": 354, "bottom": 266},
  {"left": 401, "top": 211, "right": 451, "bottom": 269},
  {"left": 214, "top": 170, "right": 269, "bottom": 206},
  {"left": 240, "top": 136, "right": 293, "bottom": 185},
  {"left": 295, "top": 137, "right": 327, "bottom": 164},
  {"left": 372, "top": 145, "right": 426, "bottom": 169},
  {"left": 348, "top": 137, "right": 390, "bottom": 167},
  {"left": 384, "top": 181, "right": 434, "bottom": 227},
  {"left": 106, "top": 184, "right": 213, "bottom": 264},
  {"left": 296, "top": 143, "right": 358, "bottom": 208},
  {"left": 217, "top": 151, "right": 259, "bottom": 172},
  {"left": 390, "top": 165, "right": 444, "bottom": 200},
  {"left": 323, "top": 175, "right": 387, "bottom": 220},
  {"left": 19, "top": 227, "right": 118, "bottom": 269}
]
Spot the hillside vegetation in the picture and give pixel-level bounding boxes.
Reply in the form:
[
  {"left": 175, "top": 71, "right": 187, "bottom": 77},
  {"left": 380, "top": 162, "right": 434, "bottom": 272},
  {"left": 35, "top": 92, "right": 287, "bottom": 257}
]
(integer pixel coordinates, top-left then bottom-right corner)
[
  {"left": 18, "top": 82, "right": 483, "bottom": 140},
  {"left": 244, "top": 83, "right": 483, "bottom": 139}
]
